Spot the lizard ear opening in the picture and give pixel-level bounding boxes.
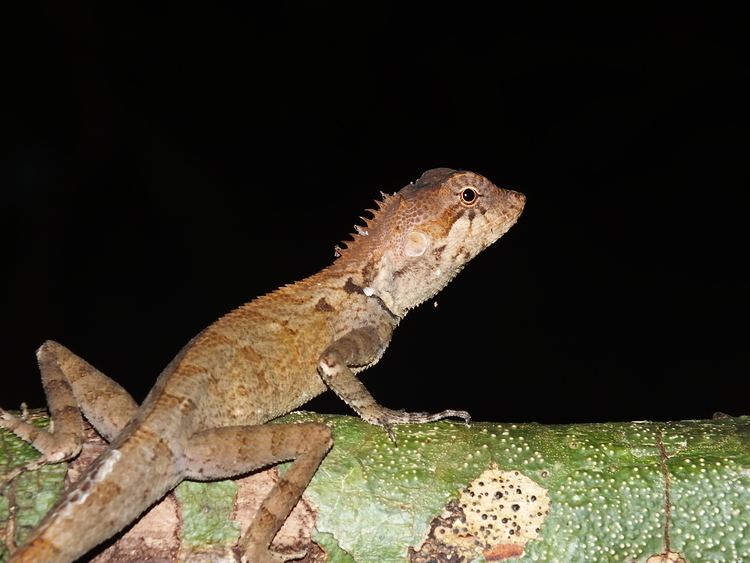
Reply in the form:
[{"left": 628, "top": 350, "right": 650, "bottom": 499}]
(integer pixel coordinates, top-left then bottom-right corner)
[{"left": 403, "top": 231, "right": 430, "bottom": 257}]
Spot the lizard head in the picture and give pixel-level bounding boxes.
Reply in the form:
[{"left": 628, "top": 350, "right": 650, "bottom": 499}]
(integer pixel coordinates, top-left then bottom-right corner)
[{"left": 337, "top": 168, "right": 525, "bottom": 316}]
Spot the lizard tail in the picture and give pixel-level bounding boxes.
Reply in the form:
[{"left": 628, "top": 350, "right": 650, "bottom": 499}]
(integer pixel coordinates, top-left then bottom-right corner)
[{"left": 10, "top": 426, "right": 182, "bottom": 563}]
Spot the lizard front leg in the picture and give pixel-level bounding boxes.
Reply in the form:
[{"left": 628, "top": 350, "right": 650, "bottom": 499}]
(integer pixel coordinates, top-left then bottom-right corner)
[
  {"left": 183, "top": 422, "right": 332, "bottom": 563},
  {"left": 318, "top": 326, "right": 470, "bottom": 441},
  {"left": 1, "top": 340, "right": 138, "bottom": 469}
]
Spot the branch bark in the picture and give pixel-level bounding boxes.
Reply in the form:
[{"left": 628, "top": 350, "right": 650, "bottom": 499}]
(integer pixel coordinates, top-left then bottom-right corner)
[{"left": 2, "top": 411, "right": 749, "bottom": 562}]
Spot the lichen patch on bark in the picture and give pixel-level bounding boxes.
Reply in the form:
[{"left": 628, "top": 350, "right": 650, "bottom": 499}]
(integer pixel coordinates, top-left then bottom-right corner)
[
  {"left": 646, "top": 550, "right": 687, "bottom": 563},
  {"left": 410, "top": 463, "right": 550, "bottom": 561}
]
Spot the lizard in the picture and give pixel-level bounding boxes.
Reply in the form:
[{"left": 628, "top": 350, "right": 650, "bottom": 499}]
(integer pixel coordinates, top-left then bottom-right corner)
[{"left": 1, "top": 167, "right": 525, "bottom": 562}]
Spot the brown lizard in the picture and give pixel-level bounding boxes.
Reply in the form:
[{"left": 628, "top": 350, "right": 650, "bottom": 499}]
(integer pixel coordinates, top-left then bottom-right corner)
[{"left": 1, "top": 167, "right": 525, "bottom": 562}]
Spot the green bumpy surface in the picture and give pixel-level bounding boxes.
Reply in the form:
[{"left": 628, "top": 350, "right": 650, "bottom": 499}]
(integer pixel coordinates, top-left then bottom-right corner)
[
  {"left": 174, "top": 480, "right": 240, "bottom": 547},
  {"left": 0, "top": 416, "right": 68, "bottom": 561},
  {"left": 2, "top": 413, "right": 750, "bottom": 562},
  {"left": 283, "top": 413, "right": 750, "bottom": 562}
]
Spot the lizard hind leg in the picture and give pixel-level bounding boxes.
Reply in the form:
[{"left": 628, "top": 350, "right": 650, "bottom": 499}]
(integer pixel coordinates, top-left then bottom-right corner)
[
  {"left": 0, "top": 340, "right": 138, "bottom": 465},
  {"left": 183, "top": 421, "right": 332, "bottom": 563}
]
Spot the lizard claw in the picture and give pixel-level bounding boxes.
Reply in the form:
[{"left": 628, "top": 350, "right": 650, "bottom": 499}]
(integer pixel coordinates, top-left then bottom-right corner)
[
  {"left": 448, "top": 409, "right": 471, "bottom": 426},
  {"left": 378, "top": 419, "right": 398, "bottom": 444}
]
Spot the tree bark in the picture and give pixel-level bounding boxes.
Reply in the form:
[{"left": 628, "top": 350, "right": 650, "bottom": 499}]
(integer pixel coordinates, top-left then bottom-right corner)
[{"left": 2, "top": 411, "right": 749, "bottom": 562}]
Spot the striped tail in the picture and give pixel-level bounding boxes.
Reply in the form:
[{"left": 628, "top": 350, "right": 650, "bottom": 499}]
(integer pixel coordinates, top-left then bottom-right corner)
[{"left": 11, "top": 426, "right": 182, "bottom": 563}]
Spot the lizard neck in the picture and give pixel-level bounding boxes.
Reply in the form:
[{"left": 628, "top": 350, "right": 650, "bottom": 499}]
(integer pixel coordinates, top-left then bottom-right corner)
[{"left": 325, "top": 251, "right": 405, "bottom": 319}]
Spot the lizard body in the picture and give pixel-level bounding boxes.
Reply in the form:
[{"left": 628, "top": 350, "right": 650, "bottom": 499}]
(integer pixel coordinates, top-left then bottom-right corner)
[{"left": 1, "top": 168, "right": 525, "bottom": 562}]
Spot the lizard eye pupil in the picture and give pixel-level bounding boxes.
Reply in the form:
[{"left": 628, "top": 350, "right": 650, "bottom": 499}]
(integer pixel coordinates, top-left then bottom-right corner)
[{"left": 460, "top": 187, "right": 478, "bottom": 206}]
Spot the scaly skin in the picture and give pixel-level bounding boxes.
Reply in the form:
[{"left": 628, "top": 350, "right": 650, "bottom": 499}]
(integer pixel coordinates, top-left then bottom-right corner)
[{"left": 2, "top": 167, "right": 525, "bottom": 562}]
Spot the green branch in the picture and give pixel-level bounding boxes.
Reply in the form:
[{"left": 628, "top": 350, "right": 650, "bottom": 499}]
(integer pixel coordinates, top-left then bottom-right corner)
[{"left": 2, "top": 411, "right": 749, "bottom": 562}]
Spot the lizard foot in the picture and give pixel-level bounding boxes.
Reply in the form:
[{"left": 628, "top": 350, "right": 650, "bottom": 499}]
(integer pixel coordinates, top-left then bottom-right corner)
[
  {"left": 1, "top": 408, "right": 53, "bottom": 491},
  {"left": 371, "top": 408, "right": 471, "bottom": 443},
  {"left": 0, "top": 408, "right": 25, "bottom": 436},
  {"left": 1, "top": 457, "right": 49, "bottom": 492}
]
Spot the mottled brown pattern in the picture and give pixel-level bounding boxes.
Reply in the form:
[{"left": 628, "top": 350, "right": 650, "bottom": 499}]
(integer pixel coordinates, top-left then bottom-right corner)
[
  {"left": 343, "top": 277, "right": 361, "bottom": 294},
  {"left": 42, "top": 378, "right": 72, "bottom": 395},
  {"left": 315, "top": 297, "right": 334, "bottom": 312},
  {"left": 3, "top": 168, "right": 525, "bottom": 563}
]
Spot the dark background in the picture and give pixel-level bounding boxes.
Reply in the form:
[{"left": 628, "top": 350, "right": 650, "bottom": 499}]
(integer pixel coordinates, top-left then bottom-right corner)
[{"left": 3, "top": 4, "right": 748, "bottom": 425}]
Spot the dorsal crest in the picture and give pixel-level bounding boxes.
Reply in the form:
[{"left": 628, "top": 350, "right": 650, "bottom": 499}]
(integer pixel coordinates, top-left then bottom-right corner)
[
  {"left": 333, "top": 191, "right": 401, "bottom": 258},
  {"left": 333, "top": 168, "right": 459, "bottom": 259}
]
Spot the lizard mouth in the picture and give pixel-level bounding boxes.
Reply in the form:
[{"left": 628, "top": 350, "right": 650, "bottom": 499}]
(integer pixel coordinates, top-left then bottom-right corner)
[
  {"left": 504, "top": 189, "right": 527, "bottom": 215},
  {"left": 486, "top": 190, "right": 526, "bottom": 238}
]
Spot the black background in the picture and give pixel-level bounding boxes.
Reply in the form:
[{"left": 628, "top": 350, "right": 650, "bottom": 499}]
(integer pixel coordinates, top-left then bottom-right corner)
[{"left": 3, "top": 4, "right": 748, "bottom": 425}]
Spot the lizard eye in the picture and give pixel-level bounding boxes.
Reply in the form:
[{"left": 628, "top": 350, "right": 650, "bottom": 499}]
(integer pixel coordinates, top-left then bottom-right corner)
[{"left": 460, "top": 186, "right": 479, "bottom": 207}]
